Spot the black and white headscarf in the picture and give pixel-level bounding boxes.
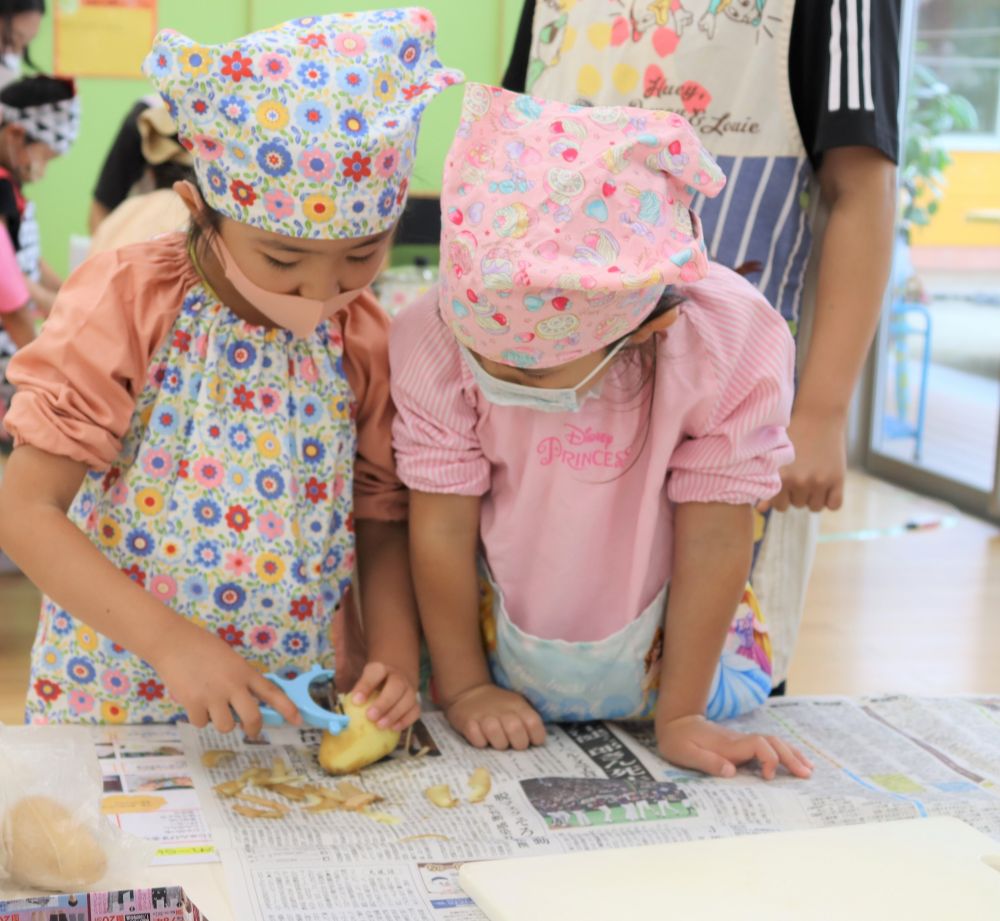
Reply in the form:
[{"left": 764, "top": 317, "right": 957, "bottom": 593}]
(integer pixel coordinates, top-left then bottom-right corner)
[{"left": 1, "top": 92, "right": 80, "bottom": 155}]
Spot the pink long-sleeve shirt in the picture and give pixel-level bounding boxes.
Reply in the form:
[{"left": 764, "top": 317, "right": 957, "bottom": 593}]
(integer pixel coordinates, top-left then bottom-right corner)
[
  {"left": 390, "top": 263, "right": 795, "bottom": 644},
  {"left": 0, "top": 226, "right": 28, "bottom": 316}
]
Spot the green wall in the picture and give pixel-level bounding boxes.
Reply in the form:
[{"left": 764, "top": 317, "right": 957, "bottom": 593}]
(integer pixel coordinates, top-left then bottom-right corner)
[{"left": 25, "top": 0, "right": 526, "bottom": 275}]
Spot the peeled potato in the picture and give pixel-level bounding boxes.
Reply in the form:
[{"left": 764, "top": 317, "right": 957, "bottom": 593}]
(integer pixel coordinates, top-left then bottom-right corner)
[
  {"left": 3, "top": 796, "right": 107, "bottom": 891},
  {"left": 318, "top": 694, "right": 400, "bottom": 776}
]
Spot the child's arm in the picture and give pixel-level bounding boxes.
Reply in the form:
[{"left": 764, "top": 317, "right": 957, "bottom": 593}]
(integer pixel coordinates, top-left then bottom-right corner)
[
  {"left": 0, "top": 307, "right": 35, "bottom": 349},
  {"left": 761, "top": 148, "right": 896, "bottom": 514},
  {"left": 0, "top": 445, "right": 300, "bottom": 735},
  {"left": 339, "top": 294, "right": 427, "bottom": 731},
  {"left": 350, "top": 518, "right": 422, "bottom": 731},
  {"left": 24, "top": 278, "right": 57, "bottom": 316},
  {"left": 654, "top": 501, "right": 812, "bottom": 779},
  {"left": 38, "top": 259, "right": 63, "bottom": 294},
  {"left": 410, "top": 490, "right": 546, "bottom": 751}
]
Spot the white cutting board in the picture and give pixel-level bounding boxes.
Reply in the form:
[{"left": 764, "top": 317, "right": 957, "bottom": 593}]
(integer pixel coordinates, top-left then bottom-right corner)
[{"left": 460, "top": 817, "right": 1000, "bottom": 921}]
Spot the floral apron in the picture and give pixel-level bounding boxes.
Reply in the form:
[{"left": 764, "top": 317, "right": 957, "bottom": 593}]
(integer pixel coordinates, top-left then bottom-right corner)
[
  {"left": 26, "top": 284, "right": 357, "bottom": 724},
  {"left": 480, "top": 571, "right": 773, "bottom": 723}
]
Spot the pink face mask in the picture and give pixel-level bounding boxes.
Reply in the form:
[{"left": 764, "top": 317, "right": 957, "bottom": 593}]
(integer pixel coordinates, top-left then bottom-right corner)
[{"left": 211, "top": 233, "right": 364, "bottom": 339}]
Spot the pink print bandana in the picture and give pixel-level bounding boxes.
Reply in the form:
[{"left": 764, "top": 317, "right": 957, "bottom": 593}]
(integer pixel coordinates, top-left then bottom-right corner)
[{"left": 440, "top": 84, "right": 726, "bottom": 369}]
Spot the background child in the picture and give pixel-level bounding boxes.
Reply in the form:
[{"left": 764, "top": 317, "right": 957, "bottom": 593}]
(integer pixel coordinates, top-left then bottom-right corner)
[
  {"left": 0, "top": 0, "right": 44, "bottom": 89},
  {"left": 391, "top": 85, "right": 813, "bottom": 779},
  {"left": 0, "top": 215, "right": 29, "bottom": 348},
  {"left": 0, "top": 226, "right": 28, "bottom": 462},
  {"left": 87, "top": 104, "right": 193, "bottom": 256},
  {"left": 0, "top": 73, "right": 77, "bottom": 315},
  {"left": 0, "top": 9, "right": 462, "bottom": 734}
]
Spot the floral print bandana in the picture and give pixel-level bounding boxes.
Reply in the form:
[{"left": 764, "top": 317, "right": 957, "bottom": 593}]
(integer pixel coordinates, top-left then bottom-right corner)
[{"left": 143, "top": 9, "right": 463, "bottom": 239}]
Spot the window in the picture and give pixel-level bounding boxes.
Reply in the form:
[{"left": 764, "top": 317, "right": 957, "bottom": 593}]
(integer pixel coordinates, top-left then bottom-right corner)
[{"left": 916, "top": 0, "right": 1000, "bottom": 146}]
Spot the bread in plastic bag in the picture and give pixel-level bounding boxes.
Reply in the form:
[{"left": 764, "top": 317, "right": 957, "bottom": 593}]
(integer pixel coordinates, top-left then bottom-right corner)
[{"left": 0, "top": 725, "right": 155, "bottom": 893}]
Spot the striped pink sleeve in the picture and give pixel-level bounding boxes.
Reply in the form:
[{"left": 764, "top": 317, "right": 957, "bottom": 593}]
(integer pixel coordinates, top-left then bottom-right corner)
[
  {"left": 389, "top": 292, "right": 490, "bottom": 496},
  {"left": 667, "top": 271, "right": 795, "bottom": 506}
]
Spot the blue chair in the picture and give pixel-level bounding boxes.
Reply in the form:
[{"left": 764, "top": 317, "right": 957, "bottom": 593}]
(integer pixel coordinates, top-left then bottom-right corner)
[{"left": 882, "top": 298, "right": 932, "bottom": 462}]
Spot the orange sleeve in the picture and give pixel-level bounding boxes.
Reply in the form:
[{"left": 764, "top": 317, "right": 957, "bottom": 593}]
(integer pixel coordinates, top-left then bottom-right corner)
[
  {"left": 5, "top": 237, "right": 192, "bottom": 470},
  {"left": 338, "top": 291, "right": 408, "bottom": 522}
]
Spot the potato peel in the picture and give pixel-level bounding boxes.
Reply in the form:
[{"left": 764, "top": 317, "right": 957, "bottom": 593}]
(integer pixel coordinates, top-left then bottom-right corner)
[
  {"left": 214, "top": 779, "right": 247, "bottom": 798},
  {"left": 214, "top": 759, "right": 398, "bottom": 824},
  {"left": 233, "top": 803, "right": 285, "bottom": 820},
  {"left": 236, "top": 793, "right": 291, "bottom": 814},
  {"left": 336, "top": 781, "right": 367, "bottom": 800},
  {"left": 258, "top": 774, "right": 306, "bottom": 788},
  {"left": 467, "top": 767, "right": 492, "bottom": 804},
  {"left": 304, "top": 800, "right": 344, "bottom": 814},
  {"left": 365, "top": 811, "right": 402, "bottom": 826},
  {"left": 344, "top": 792, "right": 382, "bottom": 811},
  {"left": 425, "top": 784, "right": 459, "bottom": 809},
  {"left": 240, "top": 767, "right": 271, "bottom": 785},
  {"left": 201, "top": 750, "right": 236, "bottom": 769}
]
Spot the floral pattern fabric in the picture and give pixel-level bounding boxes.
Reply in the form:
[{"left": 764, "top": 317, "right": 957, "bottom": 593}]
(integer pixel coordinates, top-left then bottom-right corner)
[
  {"left": 143, "top": 8, "right": 463, "bottom": 239},
  {"left": 26, "top": 282, "right": 357, "bottom": 724}
]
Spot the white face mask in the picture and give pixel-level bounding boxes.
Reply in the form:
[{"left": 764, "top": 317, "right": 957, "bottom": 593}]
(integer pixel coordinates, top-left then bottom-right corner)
[{"left": 461, "top": 338, "right": 629, "bottom": 413}]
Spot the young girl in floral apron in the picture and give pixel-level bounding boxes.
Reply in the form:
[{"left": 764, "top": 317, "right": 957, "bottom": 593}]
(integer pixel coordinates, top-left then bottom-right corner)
[
  {"left": 0, "top": 9, "right": 462, "bottom": 734},
  {"left": 391, "top": 85, "right": 812, "bottom": 779}
]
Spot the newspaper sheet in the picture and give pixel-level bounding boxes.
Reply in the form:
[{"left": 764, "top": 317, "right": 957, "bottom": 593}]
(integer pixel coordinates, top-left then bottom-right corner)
[
  {"left": 95, "top": 725, "right": 217, "bottom": 865},
  {"left": 178, "top": 695, "right": 1000, "bottom": 920}
]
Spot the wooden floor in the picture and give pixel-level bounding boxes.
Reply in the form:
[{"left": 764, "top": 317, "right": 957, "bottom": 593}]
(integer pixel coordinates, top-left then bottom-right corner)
[
  {"left": 788, "top": 471, "right": 1000, "bottom": 696},
  {"left": 1, "top": 471, "right": 998, "bottom": 724}
]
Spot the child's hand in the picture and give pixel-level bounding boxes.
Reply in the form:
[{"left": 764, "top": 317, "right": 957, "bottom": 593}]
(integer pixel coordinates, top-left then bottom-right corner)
[
  {"left": 656, "top": 714, "right": 813, "bottom": 780},
  {"left": 758, "top": 409, "right": 847, "bottom": 513},
  {"left": 445, "top": 684, "right": 547, "bottom": 751},
  {"left": 350, "top": 662, "right": 420, "bottom": 731},
  {"left": 151, "top": 620, "right": 301, "bottom": 737}
]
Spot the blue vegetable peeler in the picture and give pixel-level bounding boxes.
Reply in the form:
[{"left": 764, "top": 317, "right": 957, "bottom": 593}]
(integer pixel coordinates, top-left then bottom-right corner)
[{"left": 259, "top": 664, "right": 351, "bottom": 735}]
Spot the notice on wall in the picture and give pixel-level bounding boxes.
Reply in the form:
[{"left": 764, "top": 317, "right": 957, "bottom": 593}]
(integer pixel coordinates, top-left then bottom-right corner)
[{"left": 55, "top": 0, "right": 158, "bottom": 79}]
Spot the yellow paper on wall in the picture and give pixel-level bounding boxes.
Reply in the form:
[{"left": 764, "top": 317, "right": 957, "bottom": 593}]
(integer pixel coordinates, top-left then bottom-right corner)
[{"left": 55, "top": 0, "right": 157, "bottom": 79}]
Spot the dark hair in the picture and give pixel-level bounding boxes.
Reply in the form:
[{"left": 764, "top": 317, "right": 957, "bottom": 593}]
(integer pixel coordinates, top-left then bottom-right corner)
[
  {"left": 605, "top": 285, "right": 686, "bottom": 388},
  {"left": 0, "top": 0, "right": 46, "bottom": 71},
  {"left": 0, "top": 1, "right": 46, "bottom": 13},
  {"left": 152, "top": 159, "right": 194, "bottom": 191},
  {"left": 595, "top": 286, "right": 688, "bottom": 480},
  {"left": 185, "top": 176, "right": 222, "bottom": 258},
  {"left": 0, "top": 73, "right": 73, "bottom": 112}
]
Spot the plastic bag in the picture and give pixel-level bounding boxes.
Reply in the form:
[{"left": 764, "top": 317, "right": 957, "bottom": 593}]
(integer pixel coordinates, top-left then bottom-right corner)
[{"left": 0, "top": 725, "right": 155, "bottom": 894}]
